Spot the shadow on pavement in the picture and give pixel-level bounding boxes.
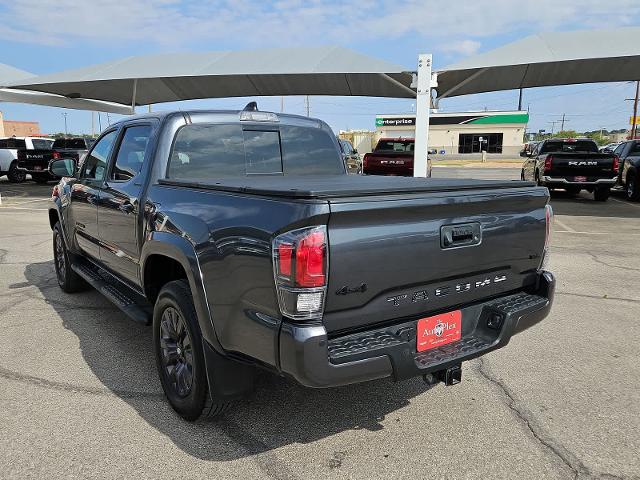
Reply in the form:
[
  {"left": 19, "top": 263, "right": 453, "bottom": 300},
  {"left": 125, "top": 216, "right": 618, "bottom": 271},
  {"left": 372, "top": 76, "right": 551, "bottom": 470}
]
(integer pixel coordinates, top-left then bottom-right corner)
[
  {"left": 23, "top": 260, "right": 430, "bottom": 461},
  {"left": 548, "top": 189, "right": 638, "bottom": 218}
]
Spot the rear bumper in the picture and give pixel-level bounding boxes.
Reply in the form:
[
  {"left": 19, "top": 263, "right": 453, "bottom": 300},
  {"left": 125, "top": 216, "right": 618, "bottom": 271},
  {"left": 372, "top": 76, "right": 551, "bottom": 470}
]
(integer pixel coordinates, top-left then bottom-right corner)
[
  {"left": 279, "top": 270, "right": 555, "bottom": 388},
  {"left": 542, "top": 176, "right": 617, "bottom": 187},
  {"left": 16, "top": 162, "right": 51, "bottom": 174}
]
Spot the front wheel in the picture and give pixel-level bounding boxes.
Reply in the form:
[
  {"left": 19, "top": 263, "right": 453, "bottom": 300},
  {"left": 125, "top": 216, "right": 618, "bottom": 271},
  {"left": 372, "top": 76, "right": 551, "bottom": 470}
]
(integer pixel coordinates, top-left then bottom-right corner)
[
  {"left": 153, "top": 280, "right": 230, "bottom": 421},
  {"left": 7, "top": 162, "right": 26, "bottom": 183},
  {"left": 53, "top": 222, "right": 88, "bottom": 293},
  {"left": 594, "top": 187, "right": 611, "bottom": 202}
]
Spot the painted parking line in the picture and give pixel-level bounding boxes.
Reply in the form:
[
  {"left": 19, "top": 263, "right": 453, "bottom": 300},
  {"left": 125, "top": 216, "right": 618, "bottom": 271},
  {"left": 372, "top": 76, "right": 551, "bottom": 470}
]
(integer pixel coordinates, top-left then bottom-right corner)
[
  {"left": 611, "top": 197, "right": 640, "bottom": 208},
  {"left": 554, "top": 218, "right": 576, "bottom": 233}
]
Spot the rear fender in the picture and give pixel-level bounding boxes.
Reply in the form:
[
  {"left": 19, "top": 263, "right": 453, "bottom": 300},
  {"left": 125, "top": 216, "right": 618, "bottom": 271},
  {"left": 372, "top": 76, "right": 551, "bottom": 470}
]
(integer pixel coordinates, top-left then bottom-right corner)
[{"left": 140, "top": 231, "right": 223, "bottom": 353}]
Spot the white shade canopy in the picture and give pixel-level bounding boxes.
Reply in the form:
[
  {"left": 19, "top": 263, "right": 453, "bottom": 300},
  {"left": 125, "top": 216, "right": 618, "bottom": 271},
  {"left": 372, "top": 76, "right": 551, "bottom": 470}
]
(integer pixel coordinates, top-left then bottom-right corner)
[
  {"left": 1, "top": 62, "right": 133, "bottom": 114},
  {"left": 4, "top": 46, "right": 416, "bottom": 106},
  {"left": 436, "top": 27, "right": 640, "bottom": 99}
]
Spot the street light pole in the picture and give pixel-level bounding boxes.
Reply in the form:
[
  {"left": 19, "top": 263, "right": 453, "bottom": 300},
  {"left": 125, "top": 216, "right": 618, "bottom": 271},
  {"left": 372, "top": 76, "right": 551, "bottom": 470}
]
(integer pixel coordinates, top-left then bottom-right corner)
[
  {"left": 632, "top": 80, "right": 639, "bottom": 139},
  {"left": 62, "top": 113, "right": 68, "bottom": 135}
]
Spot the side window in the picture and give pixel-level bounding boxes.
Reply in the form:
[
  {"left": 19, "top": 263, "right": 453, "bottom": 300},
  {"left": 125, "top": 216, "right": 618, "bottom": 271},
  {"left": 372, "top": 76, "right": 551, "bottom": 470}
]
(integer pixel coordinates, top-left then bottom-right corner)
[
  {"left": 111, "top": 125, "right": 153, "bottom": 181},
  {"left": 81, "top": 130, "right": 117, "bottom": 181},
  {"left": 532, "top": 143, "right": 541, "bottom": 156},
  {"left": 613, "top": 143, "right": 626, "bottom": 157},
  {"left": 628, "top": 142, "right": 640, "bottom": 156}
]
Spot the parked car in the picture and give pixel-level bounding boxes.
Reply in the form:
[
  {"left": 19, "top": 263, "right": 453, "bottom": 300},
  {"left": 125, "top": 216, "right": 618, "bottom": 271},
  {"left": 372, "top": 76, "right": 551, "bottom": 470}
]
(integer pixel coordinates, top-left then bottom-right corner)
[
  {"left": 363, "top": 137, "right": 432, "bottom": 177},
  {"left": 521, "top": 137, "right": 619, "bottom": 201},
  {"left": 600, "top": 142, "right": 621, "bottom": 153},
  {"left": 612, "top": 140, "right": 640, "bottom": 201},
  {"left": 49, "top": 107, "right": 555, "bottom": 421},
  {"left": 0, "top": 136, "right": 54, "bottom": 183},
  {"left": 338, "top": 138, "right": 362, "bottom": 174},
  {"left": 17, "top": 136, "right": 93, "bottom": 183}
]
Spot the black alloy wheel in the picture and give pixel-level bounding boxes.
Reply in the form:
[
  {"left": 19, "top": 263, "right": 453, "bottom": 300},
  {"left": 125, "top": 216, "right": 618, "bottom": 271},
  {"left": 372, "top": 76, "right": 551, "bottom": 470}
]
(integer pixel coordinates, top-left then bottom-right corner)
[
  {"left": 159, "top": 306, "right": 194, "bottom": 398},
  {"left": 627, "top": 172, "right": 640, "bottom": 201},
  {"left": 52, "top": 222, "right": 87, "bottom": 293}
]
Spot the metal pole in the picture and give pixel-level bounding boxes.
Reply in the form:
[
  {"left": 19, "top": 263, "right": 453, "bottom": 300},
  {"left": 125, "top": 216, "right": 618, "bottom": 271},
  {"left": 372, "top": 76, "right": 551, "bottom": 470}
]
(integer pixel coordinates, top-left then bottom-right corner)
[
  {"left": 62, "top": 113, "right": 68, "bottom": 135},
  {"left": 560, "top": 113, "right": 566, "bottom": 132},
  {"left": 631, "top": 80, "right": 639, "bottom": 139},
  {"left": 518, "top": 88, "right": 523, "bottom": 110},
  {"left": 91, "top": 111, "right": 95, "bottom": 137},
  {"left": 305, "top": 95, "right": 310, "bottom": 116},
  {"left": 413, "top": 53, "right": 432, "bottom": 178},
  {"left": 281, "top": 96, "right": 284, "bottom": 113}
]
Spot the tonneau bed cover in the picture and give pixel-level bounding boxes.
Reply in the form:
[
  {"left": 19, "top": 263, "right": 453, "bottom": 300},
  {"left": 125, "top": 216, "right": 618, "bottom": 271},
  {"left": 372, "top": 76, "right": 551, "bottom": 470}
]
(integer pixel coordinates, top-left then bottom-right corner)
[{"left": 159, "top": 175, "right": 535, "bottom": 199}]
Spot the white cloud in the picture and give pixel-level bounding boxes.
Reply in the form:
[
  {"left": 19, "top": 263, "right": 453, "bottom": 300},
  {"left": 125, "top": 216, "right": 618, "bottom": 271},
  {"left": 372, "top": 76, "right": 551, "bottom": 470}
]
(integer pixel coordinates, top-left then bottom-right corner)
[
  {"left": 439, "top": 40, "right": 481, "bottom": 56},
  {"left": 1, "top": 0, "right": 639, "bottom": 52}
]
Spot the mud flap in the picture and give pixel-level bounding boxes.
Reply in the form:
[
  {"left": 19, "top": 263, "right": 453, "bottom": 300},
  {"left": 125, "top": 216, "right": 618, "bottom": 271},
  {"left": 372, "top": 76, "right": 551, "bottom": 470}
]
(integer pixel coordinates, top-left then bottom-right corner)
[{"left": 202, "top": 340, "right": 255, "bottom": 402}]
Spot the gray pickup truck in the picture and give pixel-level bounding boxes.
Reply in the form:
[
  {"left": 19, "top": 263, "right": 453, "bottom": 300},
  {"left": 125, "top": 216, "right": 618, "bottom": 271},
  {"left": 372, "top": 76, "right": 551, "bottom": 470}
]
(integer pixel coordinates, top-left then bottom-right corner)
[{"left": 48, "top": 105, "right": 555, "bottom": 421}]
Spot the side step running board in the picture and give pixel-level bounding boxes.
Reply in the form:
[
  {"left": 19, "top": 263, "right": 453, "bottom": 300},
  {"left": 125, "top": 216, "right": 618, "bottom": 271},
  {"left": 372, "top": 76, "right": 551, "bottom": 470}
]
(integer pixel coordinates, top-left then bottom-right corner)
[{"left": 71, "top": 261, "right": 153, "bottom": 325}]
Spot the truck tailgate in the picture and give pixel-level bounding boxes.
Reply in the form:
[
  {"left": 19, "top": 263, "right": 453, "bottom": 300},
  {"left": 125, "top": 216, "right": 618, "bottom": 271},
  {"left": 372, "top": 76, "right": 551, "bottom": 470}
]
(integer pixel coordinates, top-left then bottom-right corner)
[
  {"left": 364, "top": 152, "right": 413, "bottom": 176},
  {"left": 323, "top": 186, "right": 548, "bottom": 334},
  {"left": 546, "top": 153, "right": 616, "bottom": 178}
]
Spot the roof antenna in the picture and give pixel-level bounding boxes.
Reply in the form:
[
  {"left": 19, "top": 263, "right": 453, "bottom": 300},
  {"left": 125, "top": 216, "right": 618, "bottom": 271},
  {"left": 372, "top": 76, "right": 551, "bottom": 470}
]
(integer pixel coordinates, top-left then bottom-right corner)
[{"left": 243, "top": 101, "right": 258, "bottom": 112}]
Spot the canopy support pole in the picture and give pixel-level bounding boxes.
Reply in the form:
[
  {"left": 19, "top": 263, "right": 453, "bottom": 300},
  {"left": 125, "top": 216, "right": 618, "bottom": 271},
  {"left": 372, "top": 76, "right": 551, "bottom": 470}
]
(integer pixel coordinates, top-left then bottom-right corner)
[
  {"left": 131, "top": 78, "right": 138, "bottom": 112},
  {"left": 413, "top": 53, "right": 432, "bottom": 178}
]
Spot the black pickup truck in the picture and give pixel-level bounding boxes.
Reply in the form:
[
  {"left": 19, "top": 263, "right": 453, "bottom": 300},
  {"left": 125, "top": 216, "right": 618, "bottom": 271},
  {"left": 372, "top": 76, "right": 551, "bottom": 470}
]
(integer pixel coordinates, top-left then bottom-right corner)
[
  {"left": 48, "top": 106, "right": 555, "bottom": 421},
  {"left": 521, "top": 138, "right": 619, "bottom": 201},
  {"left": 17, "top": 137, "right": 93, "bottom": 183},
  {"left": 612, "top": 140, "right": 640, "bottom": 201}
]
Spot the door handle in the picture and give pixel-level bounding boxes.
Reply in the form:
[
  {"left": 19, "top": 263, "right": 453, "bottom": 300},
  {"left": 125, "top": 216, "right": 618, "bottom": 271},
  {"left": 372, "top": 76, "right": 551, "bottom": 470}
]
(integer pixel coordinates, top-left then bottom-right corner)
[{"left": 119, "top": 202, "right": 135, "bottom": 214}]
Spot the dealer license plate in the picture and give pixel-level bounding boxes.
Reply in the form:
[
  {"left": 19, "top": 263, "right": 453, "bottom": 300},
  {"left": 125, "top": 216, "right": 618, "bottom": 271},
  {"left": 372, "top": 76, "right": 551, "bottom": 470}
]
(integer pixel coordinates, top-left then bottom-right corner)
[
  {"left": 573, "top": 176, "right": 587, "bottom": 182},
  {"left": 417, "top": 310, "right": 462, "bottom": 352},
  {"left": 33, "top": 166, "right": 42, "bottom": 171}
]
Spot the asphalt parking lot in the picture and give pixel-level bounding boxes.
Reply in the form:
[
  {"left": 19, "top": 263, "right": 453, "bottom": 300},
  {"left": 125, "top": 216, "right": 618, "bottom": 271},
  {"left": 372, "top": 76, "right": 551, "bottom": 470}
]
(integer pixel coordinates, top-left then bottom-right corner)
[{"left": 1, "top": 169, "right": 638, "bottom": 480}]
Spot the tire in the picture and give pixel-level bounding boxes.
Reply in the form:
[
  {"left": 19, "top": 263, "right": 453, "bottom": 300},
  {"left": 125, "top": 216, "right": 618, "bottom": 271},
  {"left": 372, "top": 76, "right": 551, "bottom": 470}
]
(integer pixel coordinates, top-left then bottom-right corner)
[
  {"left": 520, "top": 169, "right": 525, "bottom": 181},
  {"left": 594, "top": 187, "right": 611, "bottom": 202},
  {"left": 626, "top": 171, "right": 640, "bottom": 201},
  {"left": 33, "top": 173, "right": 51, "bottom": 184},
  {"left": 565, "top": 186, "right": 581, "bottom": 196},
  {"left": 535, "top": 170, "right": 542, "bottom": 186},
  {"left": 153, "top": 280, "right": 230, "bottom": 421},
  {"left": 7, "top": 161, "right": 26, "bottom": 183},
  {"left": 53, "top": 222, "right": 88, "bottom": 293}
]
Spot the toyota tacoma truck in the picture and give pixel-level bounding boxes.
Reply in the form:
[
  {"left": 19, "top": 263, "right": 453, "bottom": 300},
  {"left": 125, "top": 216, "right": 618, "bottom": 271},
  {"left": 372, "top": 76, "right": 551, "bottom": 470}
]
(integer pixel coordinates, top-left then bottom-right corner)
[
  {"left": 48, "top": 106, "right": 555, "bottom": 421},
  {"left": 362, "top": 137, "right": 432, "bottom": 177},
  {"left": 521, "top": 137, "right": 619, "bottom": 201},
  {"left": 17, "top": 137, "right": 93, "bottom": 183}
]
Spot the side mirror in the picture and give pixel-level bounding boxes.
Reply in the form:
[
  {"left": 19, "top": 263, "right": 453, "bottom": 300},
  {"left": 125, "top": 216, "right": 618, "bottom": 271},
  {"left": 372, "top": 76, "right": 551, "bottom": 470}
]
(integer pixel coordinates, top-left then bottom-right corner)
[
  {"left": 49, "top": 158, "right": 76, "bottom": 178},
  {"left": 519, "top": 150, "right": 528, "bottom": 157}
]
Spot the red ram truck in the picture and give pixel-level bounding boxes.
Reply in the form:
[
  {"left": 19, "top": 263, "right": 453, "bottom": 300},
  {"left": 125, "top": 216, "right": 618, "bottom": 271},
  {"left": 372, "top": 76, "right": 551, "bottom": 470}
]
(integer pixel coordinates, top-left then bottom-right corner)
[{"left": 363, "top": 138, "right": 432, "bottom": 177}]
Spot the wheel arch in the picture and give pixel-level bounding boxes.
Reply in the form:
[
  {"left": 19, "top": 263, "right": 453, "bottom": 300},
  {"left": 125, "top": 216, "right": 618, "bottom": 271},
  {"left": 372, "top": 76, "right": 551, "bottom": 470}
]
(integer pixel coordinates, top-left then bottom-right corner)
[{"left": 140, "top": 232, "right": 223, "bottom": 353}]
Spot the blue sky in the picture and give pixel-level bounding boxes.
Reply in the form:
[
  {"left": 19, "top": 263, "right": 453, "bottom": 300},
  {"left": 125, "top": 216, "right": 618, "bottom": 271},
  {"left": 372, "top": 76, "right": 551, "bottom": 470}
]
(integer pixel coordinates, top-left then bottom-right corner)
[{"left": 1, "top": 0, "right": 640, "bottom": 135}]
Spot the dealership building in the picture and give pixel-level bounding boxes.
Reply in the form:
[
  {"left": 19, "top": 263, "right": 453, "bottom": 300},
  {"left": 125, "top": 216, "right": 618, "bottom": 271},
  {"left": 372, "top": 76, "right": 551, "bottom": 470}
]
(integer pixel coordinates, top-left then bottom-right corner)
[{"left": 375, "top": 110, "right": 528, "bottom": 159}]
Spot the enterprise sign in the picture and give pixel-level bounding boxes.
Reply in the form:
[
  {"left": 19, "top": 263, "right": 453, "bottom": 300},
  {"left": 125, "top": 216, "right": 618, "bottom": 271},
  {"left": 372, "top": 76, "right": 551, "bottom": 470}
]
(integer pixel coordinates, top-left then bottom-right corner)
[{"left": 376, "top": 117, "right": 416, "bottom": 127}]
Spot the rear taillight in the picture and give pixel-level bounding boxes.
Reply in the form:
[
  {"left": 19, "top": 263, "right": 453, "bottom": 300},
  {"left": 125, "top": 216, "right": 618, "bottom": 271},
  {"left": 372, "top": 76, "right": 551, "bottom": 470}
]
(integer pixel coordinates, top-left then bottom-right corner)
[
  {"left": 362, "top": 153, "right": 370, "bottom": 171},
  {"left": 541, "top": 204, "right": 554, "bottom": 269},
  {"left": 544, "top": 155, "right": 553, "bottom": 172},
  {"left": 273, "top": 226, "right": 328, "bottom": 320},
  {"left": 613, "top": 155, "right": 620, "bottom": 172},
  {"left": 52, "top": 151, "right": 61, "bottom": 159}
]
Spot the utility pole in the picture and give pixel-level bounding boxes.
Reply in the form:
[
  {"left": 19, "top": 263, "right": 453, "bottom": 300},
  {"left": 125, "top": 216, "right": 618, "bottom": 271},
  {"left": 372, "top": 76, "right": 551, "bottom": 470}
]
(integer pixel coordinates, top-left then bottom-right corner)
[
  {"left": 550, "top": 121, "right": 557, "bottom": 136},
  {"left": 304, "top": 95, "right": 310, "bottom": 116},
  {"left": 560, "top": 113, "right": 566, "bottom": 132},
  {"left": 632, "top": 80, "right": 639, "bottom": 139},
  {"left": 62, "top": 113, "right": 68, "bottom": 135},
  {"left": 518, "top": 88, "right": 523, "bottom": 111}
]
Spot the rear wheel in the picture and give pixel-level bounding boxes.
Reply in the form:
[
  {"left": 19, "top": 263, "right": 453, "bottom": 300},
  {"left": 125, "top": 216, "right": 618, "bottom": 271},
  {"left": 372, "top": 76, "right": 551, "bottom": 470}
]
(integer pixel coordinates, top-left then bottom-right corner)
[
  {"left": 7, "top": 161, "right": 26, "bottom": 183},
  {"left": 626, "top": 171, "right": 640, "bottom": 201},
  {"left": 594, "top": 187, "right": 611, "bottom": 202},
  {"left": 153, "top": 280, "right": 230, "bottom": 421},
  {"left": 520, "top": 169, "right": 525, "bottom": 181},
  {"left": 53, "top": 222, "right": 88, "bottom": 293}
]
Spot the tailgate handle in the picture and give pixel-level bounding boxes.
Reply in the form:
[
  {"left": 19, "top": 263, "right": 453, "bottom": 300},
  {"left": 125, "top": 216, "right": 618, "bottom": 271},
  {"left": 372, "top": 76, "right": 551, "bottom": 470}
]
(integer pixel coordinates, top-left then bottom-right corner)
[{"left": 441, "top": 223, "right": 481, "bottom": 249}]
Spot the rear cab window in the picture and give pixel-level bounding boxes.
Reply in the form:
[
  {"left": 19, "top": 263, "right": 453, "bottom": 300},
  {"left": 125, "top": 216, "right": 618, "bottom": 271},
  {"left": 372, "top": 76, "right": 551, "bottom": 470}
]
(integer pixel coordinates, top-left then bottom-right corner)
[
  {"left": 167, "top": 122, "right": 343, "bottom": 180},
  {"left": 540, "top": 140, "right": 599, "bottom": 154},
  {"left": 375, "top": 139, "right": 414, "bottom": 153},
  {"left": 53, "top": 138, "right": 87, "bottom": 149},
  {"left": 0, "top": 138, "right": 27, "bottom": 149}
]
